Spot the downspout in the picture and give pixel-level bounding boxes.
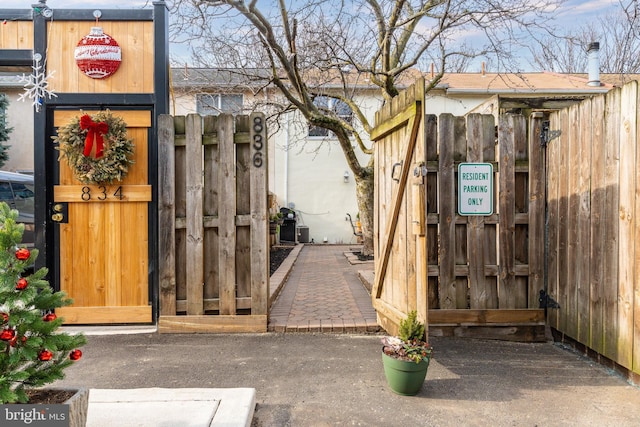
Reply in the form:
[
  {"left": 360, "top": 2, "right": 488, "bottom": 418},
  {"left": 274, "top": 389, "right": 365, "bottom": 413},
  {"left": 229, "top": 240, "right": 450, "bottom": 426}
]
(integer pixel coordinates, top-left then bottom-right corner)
[{"left": 284, "top": 112, "right": 290, "bottom": 208}]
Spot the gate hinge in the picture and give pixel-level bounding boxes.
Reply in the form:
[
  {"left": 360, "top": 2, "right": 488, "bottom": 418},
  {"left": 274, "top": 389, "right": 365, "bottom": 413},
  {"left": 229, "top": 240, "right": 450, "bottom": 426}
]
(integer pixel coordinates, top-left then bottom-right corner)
[
  {"left": 539, "top": 289, "right": 560, "bottom": 309},
  {"left": 541, "top": 120, "right": 561, "bottom": 146}
]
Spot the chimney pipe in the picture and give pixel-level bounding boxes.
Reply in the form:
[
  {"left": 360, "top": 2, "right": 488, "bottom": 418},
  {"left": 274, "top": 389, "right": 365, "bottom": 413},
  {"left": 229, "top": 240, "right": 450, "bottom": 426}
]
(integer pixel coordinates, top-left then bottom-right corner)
[{"left": 587, "top": 42, "right": 600, "bottom": 87}]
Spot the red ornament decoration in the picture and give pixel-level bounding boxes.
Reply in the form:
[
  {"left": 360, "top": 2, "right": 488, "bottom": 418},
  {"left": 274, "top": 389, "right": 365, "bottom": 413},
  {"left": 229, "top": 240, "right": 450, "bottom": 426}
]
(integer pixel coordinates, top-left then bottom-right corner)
[
  {"left": 0, "top": 328, "right": 15, "bottom": 341},
  {"left": 16, "top": 278, "right": 28, "bottom": 290},
  {"left": 74, "top": 27, "right": 122, "bottom": 79},
  {"left": 9, "top": 335, "right": 18, "bottom": 347},
  {"left": 15, "top": 247, "right": 30, "bottom": 260},
  {"left": 43, "top": 312, "right": 57, "bottom": 322},
  {"left": 1, "top": 312, "right": 8, "bottom": 324},
  {"left": 38, "top": 349, "right": 53, "bottom": 361},
  {"left": 80, "top": 114, "right": 108, "bottom": 158},
  {"left": 69, "top": 349, "right": 82, "bottom": 361}
]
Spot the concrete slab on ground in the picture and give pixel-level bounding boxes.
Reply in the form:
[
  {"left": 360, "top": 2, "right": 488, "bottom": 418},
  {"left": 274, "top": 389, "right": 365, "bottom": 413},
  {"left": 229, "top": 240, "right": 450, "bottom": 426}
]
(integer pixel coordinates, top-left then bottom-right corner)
[{"left": 87, "top": 388, "right": 255, "bottom": 427}]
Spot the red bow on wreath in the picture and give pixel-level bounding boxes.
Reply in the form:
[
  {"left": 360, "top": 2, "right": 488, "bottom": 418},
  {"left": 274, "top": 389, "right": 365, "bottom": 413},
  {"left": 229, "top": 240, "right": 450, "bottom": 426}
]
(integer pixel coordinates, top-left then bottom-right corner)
[{"left": 80, "top": 114, "right": 108, "bottom": 158}]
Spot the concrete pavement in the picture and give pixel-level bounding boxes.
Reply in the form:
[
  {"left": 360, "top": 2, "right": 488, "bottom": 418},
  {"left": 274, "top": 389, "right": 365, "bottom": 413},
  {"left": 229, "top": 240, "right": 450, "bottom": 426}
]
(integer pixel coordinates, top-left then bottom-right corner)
[{"left": 55, "top": 245, "right": 640, "bottom": 426}]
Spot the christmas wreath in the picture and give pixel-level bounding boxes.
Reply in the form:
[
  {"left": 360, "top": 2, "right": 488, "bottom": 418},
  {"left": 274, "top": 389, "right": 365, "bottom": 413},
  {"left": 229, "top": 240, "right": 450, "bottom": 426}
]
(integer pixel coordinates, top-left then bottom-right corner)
[{"left": 54, "top": 110, "right": 134, "bottom": 184}]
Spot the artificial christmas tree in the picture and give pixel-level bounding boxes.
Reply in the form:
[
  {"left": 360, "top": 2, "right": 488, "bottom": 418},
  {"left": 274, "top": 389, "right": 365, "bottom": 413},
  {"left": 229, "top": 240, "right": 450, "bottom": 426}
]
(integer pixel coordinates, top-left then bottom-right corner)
[{"left": 0, "top": 202, "right": 85, "bottom": 404}]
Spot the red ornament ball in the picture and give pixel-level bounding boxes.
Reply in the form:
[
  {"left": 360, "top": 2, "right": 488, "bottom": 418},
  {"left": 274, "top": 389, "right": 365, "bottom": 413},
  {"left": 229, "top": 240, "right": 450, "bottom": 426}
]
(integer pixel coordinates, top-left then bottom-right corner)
[
  {"left": 43, "top": 312, "right": 57, "bottom": 322},
  {"left": 74, "top": 26, "right": 122, "bottom": 79},
  {"left": 38, "top": 349, "right": 53, "bottom": 361},
  {"left": 15, "top": 248, "right": 30, "bottom": 261},
  {"left": 1, "top": 328, "right": 15, "bottom": 341},
  {"left": 1, "top": 312, "right": 8, "bottom": 324},
  {"left": 69, "top": 349, "right": 82, "bottom": 361},
  {"left": 9, "top": 335, "right": 18, "bottom": 347},
  {"left": 16, "top": 278, "right": 28, "bottom": 290}
]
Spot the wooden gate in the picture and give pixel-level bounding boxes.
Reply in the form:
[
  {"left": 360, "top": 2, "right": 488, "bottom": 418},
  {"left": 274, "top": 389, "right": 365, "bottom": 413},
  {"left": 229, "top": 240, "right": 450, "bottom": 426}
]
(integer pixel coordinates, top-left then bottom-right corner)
[
  {"left": 157, "top": 113, "right": 269, "bottom": 333},
  {"left": 54, "top": 110, "right": 153, "bottom": 324},
  {"left": 371, "top": 79, "right": 427, "bottom": 335},
  {"left": 373, "top": 78, "right": 545, "bottom": 340}
]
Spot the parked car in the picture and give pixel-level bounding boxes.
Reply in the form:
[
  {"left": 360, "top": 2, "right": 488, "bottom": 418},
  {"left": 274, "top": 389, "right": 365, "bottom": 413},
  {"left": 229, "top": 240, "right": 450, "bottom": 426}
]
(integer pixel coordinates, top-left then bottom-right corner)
[{"left": 0, "top": 171, "right": 34, "bottom": 247}]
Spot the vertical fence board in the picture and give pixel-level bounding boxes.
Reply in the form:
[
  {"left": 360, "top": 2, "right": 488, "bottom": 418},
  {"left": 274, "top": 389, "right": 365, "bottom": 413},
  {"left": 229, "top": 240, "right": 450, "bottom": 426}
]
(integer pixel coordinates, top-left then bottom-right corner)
[
  {"left": 566, "top": 104, "right": 580, "bottom": 339},
  {"left": 603, "top": 89, "right": 620, "bottom": 360},
  {"left": 174, "top": 117, "right": 188, "bottom": 304},
  {"left": 203, "top": 116, "right": 220, "bottom": 302},
  {"left": 618, "top": 82, "right": 637, "bottom": 369},
  {"left": 467, "top": 114, "right": 488, "bottom": 309},
  {"left": 547, "top": 111, "right": 560, "bottom": 329},
  {"left": 250, "top": 113, "right": 269, "bottom": 315},
  {"left": 236, "top": 116, "right": 252, "bottom": 300},
  {"left": 438, "top": 114, "right": 457, "bottom": 309},
  {"left": 158, "top": 114, "right": 176, "bottom": 315},
  {"left": 589, "top": 95, "right": 606, "bottom": 353},
  {"left": 557, "top": 107, "right": 570, "bottom": 333},
  {"left": 218, "top": 114, "right": 237, "bottom": 315},
  {"left": 513, "top": 116, "right": 528, "bottom": 308},
  {"left": 635, "top": 90, "right": 640, "bottom": 374},
  {"left": 529, "top": 115, "right": 545, "bottom": 309},
  {"left": 498, "top": 115, "right": 516, "bottom": 308},
  {"left": 185, "top": 114, "right": 204, "bottom": 315},
  {"left": 425, "top": 115, "right": 439, "bottom": 309},
  {"left": 453, "top": 117, "right": 468, "bottom": 308},
  {"left": 577, "top": 99, "right": 593, "bottom": 345}
]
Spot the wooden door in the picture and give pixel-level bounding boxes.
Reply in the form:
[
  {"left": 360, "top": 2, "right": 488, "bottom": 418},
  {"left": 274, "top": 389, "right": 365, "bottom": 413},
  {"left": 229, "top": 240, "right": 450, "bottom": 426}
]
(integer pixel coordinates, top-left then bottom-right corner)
[{"left": 53, "top": 110, "right": 152, "bottom": 324}]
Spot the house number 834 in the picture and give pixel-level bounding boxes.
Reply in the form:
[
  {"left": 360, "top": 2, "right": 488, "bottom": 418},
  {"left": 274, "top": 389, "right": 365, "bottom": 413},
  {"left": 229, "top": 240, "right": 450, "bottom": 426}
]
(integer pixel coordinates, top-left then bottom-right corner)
[{"left": 81, "top": 186, "right": 124, "bottom": 201}]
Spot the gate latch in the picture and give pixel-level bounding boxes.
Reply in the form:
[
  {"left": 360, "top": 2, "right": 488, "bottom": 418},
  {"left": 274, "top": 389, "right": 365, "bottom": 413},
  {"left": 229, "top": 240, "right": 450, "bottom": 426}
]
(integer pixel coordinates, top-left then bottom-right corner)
[
  {"left": 539, "top": 289, "right": 560, "bottom": 309},
  {"left": 541, "top": 120, "right": 561, "bottom": 146}
]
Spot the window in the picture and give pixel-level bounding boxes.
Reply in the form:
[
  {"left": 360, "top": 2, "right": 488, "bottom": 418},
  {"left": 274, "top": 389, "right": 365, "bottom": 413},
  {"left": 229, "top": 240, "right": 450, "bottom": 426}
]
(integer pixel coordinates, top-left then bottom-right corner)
[
  {"left": 196, "top": 94, "right": 243, "bottom": 116},
  {"left": 308, "top": 96, "right": 353, "bottom": 137}
]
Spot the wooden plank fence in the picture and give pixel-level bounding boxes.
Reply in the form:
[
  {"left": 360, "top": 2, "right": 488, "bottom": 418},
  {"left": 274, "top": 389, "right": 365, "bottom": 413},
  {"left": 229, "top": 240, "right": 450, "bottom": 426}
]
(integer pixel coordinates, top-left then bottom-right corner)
[
  {"left": 157, "top": 113, "right": 269, "bottom": 333},
  {"left": 372, "top": 78, "right": 545, "bottom": 340},
  {"left": 548, "top": 81, "right": 640, "bottom": 376},
  {"left": 425, "top": 113, "right": 545, "bottom": 341}
]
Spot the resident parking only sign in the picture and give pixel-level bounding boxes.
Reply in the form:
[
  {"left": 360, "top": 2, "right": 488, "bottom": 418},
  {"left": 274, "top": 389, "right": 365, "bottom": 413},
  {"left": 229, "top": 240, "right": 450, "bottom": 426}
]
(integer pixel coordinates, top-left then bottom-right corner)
[{"left": 458, "top": 163, "right": 493, "bottom": 215}]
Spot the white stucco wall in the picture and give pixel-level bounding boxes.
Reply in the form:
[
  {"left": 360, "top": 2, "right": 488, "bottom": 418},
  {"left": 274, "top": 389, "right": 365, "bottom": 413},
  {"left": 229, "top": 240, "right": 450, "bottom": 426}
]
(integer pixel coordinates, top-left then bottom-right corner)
[
  {"left": 1, "top": 89, "right": 34, "bottom": 173},
  {"left": 268, "top": 93, "right": 380, "bottom": 245}
]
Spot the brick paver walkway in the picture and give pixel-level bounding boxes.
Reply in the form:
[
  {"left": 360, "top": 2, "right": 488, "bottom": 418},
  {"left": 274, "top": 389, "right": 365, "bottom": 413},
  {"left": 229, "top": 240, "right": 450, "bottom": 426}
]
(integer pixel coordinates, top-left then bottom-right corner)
[{"left": 268, "top": 245, "right": 379, "bottom": 333}]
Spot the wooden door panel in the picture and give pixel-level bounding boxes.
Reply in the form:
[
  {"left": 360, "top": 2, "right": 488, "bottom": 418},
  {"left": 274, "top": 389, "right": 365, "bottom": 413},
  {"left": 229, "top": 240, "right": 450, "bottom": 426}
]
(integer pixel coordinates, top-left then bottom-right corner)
[{"left": 53, "top": 110, "right": 152, "bottom": 324}]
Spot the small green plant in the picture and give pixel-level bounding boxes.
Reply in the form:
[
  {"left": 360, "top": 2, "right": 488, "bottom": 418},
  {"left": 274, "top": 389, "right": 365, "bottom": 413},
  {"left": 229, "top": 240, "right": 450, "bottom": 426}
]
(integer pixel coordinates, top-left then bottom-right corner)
[
  {"left": 382, "top": 311, "right": 432, "bottom": 364},
  {"left": 0, "top": 203, "right": 86, "bottom": 403},
  {"left": 398, "top": 310, "right": 425, "bottom": 342}
]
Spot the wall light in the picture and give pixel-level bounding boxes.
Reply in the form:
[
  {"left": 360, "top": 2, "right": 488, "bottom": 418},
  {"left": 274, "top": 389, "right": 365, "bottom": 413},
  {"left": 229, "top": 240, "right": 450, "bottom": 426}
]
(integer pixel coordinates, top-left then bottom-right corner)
[{"left": 343, "top": 171, "right": 349, "bottom": 183}]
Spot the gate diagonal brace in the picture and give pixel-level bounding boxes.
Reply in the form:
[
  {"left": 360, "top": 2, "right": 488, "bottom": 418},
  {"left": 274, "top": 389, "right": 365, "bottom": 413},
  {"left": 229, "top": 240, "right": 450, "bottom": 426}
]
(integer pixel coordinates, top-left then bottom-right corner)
[{"left": 539, "top": 289, "right": 560, "bottom": 309}]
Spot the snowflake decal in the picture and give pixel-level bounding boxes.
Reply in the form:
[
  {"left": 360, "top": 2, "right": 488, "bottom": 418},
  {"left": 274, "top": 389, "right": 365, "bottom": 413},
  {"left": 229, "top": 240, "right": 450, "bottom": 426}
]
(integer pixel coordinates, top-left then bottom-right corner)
[{"left": 17, "top": 56, "right": 57, "bottom": 113}]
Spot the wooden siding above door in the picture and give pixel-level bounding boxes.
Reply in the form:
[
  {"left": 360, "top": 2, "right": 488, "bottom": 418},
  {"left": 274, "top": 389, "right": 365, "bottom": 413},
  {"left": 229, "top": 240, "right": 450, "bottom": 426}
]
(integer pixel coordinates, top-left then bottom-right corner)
[{"left": 46, "top": 21, "right": 154, "bottom": 94}]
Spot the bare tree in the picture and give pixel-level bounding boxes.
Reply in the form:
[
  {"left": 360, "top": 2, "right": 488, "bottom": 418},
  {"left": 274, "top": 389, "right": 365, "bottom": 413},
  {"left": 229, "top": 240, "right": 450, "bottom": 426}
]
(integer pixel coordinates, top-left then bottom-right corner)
[
  {"left": 530, "top": 3, "right": 640, "bottom": 76},
  {"left": 170, "top": 0, "right": 560, "bottom": 256}
]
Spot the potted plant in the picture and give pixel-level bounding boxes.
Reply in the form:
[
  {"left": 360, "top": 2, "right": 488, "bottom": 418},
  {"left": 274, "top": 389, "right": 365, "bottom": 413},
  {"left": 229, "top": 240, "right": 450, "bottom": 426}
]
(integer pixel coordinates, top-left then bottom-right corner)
[
  {"left": 0, "top": 203, "right": 87, "bottom": 426},
  {"left": 269, "top": 212, "right": 284, "bottom": 235},
  {"left": 381, "top": 310, "right": 432, "bottom": 395}
]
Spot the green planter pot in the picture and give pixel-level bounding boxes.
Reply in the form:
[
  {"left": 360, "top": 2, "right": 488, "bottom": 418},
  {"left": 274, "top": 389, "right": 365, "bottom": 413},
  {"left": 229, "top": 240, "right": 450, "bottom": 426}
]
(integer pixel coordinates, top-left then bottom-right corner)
[{"left": 381, "top": 351, "right": 430, "bottom": 395}]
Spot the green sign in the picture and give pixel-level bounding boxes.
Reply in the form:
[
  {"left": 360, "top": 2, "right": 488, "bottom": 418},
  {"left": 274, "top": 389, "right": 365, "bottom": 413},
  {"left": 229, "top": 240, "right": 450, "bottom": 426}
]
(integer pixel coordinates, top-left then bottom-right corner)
[{"left": 458, "top": 163, "right": 493, "bottom": 216}]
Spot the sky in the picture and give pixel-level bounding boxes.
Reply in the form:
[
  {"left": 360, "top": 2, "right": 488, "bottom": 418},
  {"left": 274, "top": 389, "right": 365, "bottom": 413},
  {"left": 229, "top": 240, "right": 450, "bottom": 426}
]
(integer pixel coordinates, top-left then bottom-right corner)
[{"left": 0, "top": 0, "right": 626, "bottom": 70}]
